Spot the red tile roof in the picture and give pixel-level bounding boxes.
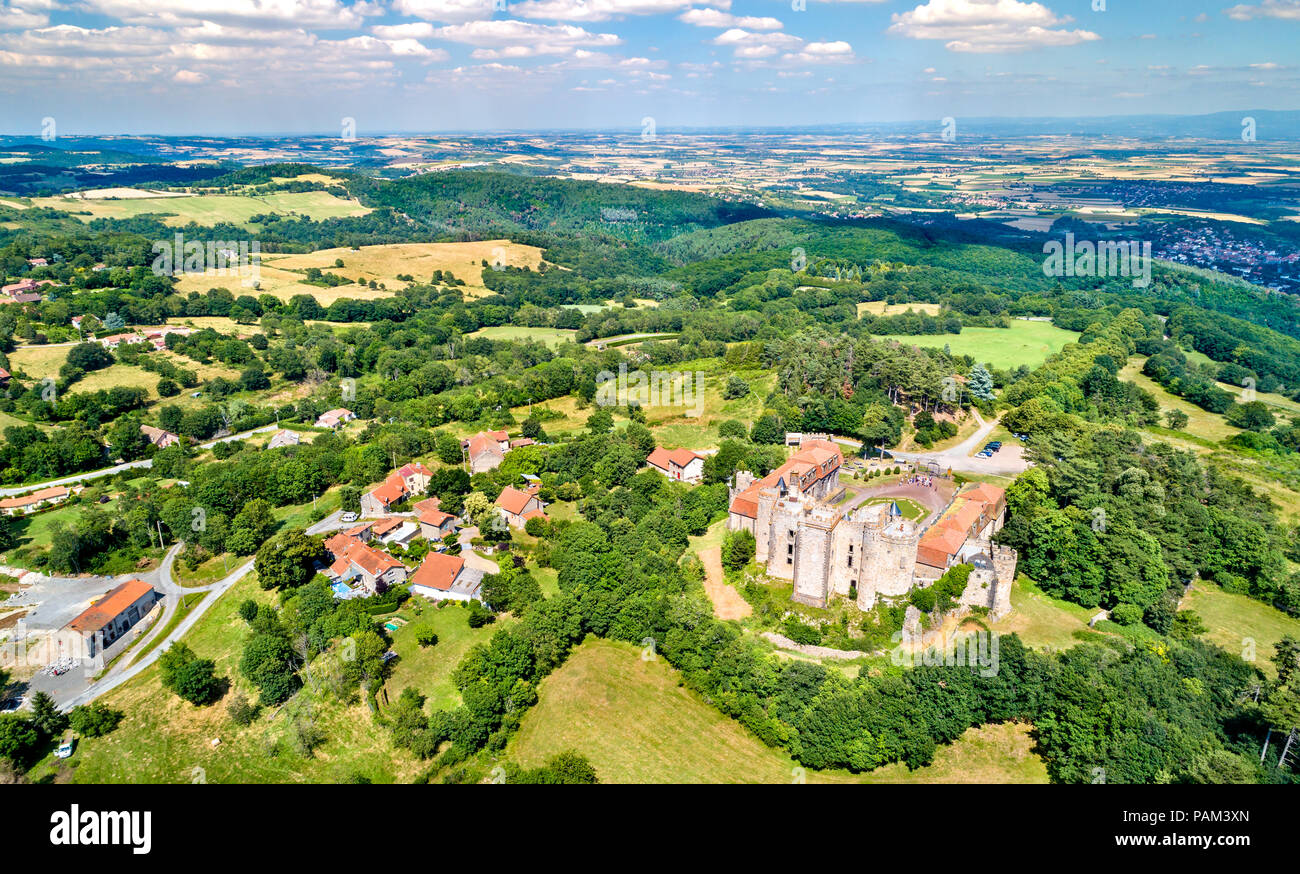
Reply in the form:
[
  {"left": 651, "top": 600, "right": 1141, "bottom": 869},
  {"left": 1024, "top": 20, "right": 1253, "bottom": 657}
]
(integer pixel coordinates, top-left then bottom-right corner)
[
  {"left": 67, "top": 579, "right": 155, "bottom": 634},
  {"left": 410, "top": 552, "right": 465, "bottom": 591},
  {"left": 495, "top": 485, "right": 535, "bottom": 516},
  {"left": 728, "top": 440, "right": 844, "bottom": 518}
]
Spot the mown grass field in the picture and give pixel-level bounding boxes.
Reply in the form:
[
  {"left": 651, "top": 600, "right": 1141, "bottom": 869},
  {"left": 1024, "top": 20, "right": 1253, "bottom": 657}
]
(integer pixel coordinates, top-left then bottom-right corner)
[
  {"left": 872, "top": 320, "right": 1081, "bottom": 370},
  {"left": 469, "top": 326, "right": 578, "bottom": 348},
  {"left": 32, "top": 190, "right": 370, "bottom": 229},
  {"left": 507, "top": 638, "right": 1048, "bottom": 783},
  {"left": 1182, "top": 581, "right": 1300, "bottom": 678}
]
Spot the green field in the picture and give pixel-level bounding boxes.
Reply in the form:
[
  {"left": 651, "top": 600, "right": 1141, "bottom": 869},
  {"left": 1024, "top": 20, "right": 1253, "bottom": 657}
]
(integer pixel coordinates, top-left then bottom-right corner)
[
  {"left": 32, "top": 190, "right": 370, "bottom": 230},
  {"left": 507, "top": 638, "right": 1048, "bottom": 783},
  {"left": 872, "top": 320, "right": 1081, "bottom": 370},
  {"left": 469, "top": 326, "right": 578, "bottom": 348},
  {"left": 1182, "top": 581, "right": 1300, "bottom": 678}
]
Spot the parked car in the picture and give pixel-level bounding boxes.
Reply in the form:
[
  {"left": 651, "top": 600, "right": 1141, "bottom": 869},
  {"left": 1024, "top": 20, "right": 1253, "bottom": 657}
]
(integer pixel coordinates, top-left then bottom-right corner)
[
  {"left": 56, "top": 735, "right": 76, "bottom": 759},
  {"left": 341, "top": 511, "right": 358, "bottom": 523}
]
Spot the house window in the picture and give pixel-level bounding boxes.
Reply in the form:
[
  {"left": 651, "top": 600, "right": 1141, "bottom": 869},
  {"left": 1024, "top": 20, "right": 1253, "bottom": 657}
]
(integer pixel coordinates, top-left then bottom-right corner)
[
  {"left": 787, "top": 544, "right": 794, "bottom": 556},
  {"left": 847, "top": 556, "right": 853, "bottom": 568},
  {"left": 787, "top": 557, "right": 793, "bottom": 565}
]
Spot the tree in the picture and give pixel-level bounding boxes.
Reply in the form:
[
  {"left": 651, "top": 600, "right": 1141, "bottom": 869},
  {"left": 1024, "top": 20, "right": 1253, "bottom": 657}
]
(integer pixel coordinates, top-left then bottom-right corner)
[
  {"left": 0, "top": 716, "right": 39, "bottom": 766},
  {"left": 1226, "top": 401, "right": 1275, "bottom": 433},
  {"left": 228, "top": 498, "right": 278, "bottom": 556},
  {"left": 239, "top": 631, "right": 301, "bottom": 706},
  {"left": 102, "top": 311, "right": 126, "bottom": 331},
  {"left": 967, "top": 363, "right": 995, "bottom": 401},
  {"left": 255, "top": 530, "right": 326, "bottom": 590},
  {"left": 66, "top": 341, "right": 112, "bottom": 372},
  {"left": 586, "top": 407, "right": 614, "bottom": 435},
  {"left": 723, "top": 375, "right": 750, "bottom": 400},
  {"left": 68, "top": 703, "right": 124, "bottom": 738},
  {"left": 159, "top": 642, "right": 222, "bottom": 705},
  {"left": 1165, "top": 409, "right": 1189, "bottom": 430},
  {"left": 721, "top": 528, "right": 756, "bottom": 571},
  {"left": 29, "top": 691, "right": 67, "bottom": 738}
]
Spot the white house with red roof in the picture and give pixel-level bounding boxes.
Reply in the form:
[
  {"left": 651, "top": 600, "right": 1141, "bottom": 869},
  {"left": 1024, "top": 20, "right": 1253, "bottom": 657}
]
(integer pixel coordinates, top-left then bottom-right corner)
[
  {"left": 315, "top": 407, "right": 355, "bottom": 429},
  {"left": 409, "top": 551, "right": 483, "bottom": 603},
  {"left": 645, "top": 447, "right": 706, "bottom": 484}
]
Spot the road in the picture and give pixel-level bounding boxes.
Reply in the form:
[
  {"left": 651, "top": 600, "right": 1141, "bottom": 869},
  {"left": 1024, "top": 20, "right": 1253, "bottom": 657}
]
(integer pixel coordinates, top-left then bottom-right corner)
[
  {"left": 59, "top": 509, "right": 353, "bottom": 708},
  {"left": 887, "top": 413, "right": 1031, "bottom": 477},
  {"left": 0, "top": 425, "right": 279, "bottom": 497}
]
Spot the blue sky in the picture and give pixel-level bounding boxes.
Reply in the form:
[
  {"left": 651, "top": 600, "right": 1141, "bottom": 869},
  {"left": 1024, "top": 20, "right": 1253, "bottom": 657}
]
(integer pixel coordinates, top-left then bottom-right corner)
[{"left": 1, "top": 0, "right": 1299, "bottom": 134}]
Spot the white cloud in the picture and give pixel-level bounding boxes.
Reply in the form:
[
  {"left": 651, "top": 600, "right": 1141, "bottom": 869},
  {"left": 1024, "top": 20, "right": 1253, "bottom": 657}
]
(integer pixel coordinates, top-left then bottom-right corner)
[
  {"left": 888, "top": 0, "right": 1100, "bottom": 53},
  {"left": 75, "top": 0, "right": 379, "bottom": 29},
  {"left": 512, "top": 0, "right": 727, "bottom": 21},
  {"left": 0, "top": 5, "right": 48, "bottom": 29},
  {"left": 678, "top": 8, "right": 783, "bottom": 29},
  {"left": 431, "top": 19, "right": 622, "bottom": 55},
  {"left": 1225, "top": 0, "right": 1300, "bottom": 20},
  {"left": 391, "top": 0, "right": 494, "bottom": 23}
]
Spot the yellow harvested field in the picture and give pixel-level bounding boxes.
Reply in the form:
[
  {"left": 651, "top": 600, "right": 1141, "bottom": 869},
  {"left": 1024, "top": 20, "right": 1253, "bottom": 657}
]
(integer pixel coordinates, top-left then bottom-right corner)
[
  {"left": 267, "top": 240, "right": 548, "bottom": 298},
  {"left": 31, "top": 189, "right": 369, "bottom": 228},
  {"left": 175, "top": 240, "right": 548, "bottom": 304},
  {"left": 857, "top": 301, "right": 943, "bottom": 317}
]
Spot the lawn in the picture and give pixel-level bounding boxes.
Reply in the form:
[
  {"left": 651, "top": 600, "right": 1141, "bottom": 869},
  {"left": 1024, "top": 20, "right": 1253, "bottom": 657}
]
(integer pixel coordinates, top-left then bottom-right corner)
[
  {"left": 379, "top": 600, "right": 511, "bottom": 713},
  {"left": 992, "top": 575, "right": 1106, "bottom": 652},
  {"left": 67, "top": 570, "right": 427, "bottom": 784},
  {"left": 871, "top": 320, "right": 1081, "bottom": 370},
  {"left": 1182, "top": 580, "right": 1300, "bottom": 678},
  {"left": 857, "top": 496, "right": 928, "bottom": 521},
  {"left": 1120, "top": 356, "right": 1241, "bottom": 443},
  {"left": 507, "top": 638, "right": 1048, "bottom": 783}
]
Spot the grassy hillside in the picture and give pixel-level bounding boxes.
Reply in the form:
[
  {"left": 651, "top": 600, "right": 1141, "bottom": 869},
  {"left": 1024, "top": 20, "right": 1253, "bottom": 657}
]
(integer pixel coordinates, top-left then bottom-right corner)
[{"left": 507, "top": 638, "right": 1048, "bottom": 783}]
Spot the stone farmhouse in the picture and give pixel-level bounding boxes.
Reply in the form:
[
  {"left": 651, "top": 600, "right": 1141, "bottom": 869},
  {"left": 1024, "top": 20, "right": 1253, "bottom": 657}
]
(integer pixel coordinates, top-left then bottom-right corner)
[{"left": 645, "top": 447, "right": 706, "bottom": 484}]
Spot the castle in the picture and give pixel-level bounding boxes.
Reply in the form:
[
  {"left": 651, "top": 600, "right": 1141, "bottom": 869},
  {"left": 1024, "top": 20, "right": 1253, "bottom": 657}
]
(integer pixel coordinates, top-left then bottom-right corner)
[{"left": 727, "top": 438, "right": 1016, "bottom": 618}]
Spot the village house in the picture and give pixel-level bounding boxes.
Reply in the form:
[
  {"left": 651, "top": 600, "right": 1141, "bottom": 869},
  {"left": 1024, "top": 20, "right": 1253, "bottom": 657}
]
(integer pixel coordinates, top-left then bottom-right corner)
[
  {"left": 97, "top": 332, "right": 147, "bottom": 350},
  {"left": 267, "top": 429, "right": 301, "bottom": 449},
  {"left": 0, "top": 366, "right": 9, "bottom": 387},
  {"left": 645, "top": 447, "right": 706, "bottom": 484},
  {"left": 495, "top": 485, "right": 547, "bottom": 529},
  {"left": 2, "top": 279, "right": 40, "bottom": 297},
  {"left": 370, "top": 516, "right": 420, "bottom": 548},
  {"left": 323, "top": 533, "right": 407, "bottom": 595},
  {"left": 0, "top": 485, "right": 71, "bottom": 516},
  {"left": 65, "top": 578, "right": 159, "bottom": 658},
  {"left": 409, "top": 552, "right": 483, "bottom": 603},
  {"left": 26, "top": 257, "right": 48, "bottom": 267},
  {"left": 359, "top": 462, "right": 433, "bottom": 517},
  {"left": 414, "top": 497, "right": 459, "bottom": 541},
  {"left": 315, "top": 408, "right": 356, "bottom": 429},
  {"left": 141, "top": 424, "right": 180, "bottom": 449},
  {"left": 463, "top": 429, "right": 509, "bottom": 473}
]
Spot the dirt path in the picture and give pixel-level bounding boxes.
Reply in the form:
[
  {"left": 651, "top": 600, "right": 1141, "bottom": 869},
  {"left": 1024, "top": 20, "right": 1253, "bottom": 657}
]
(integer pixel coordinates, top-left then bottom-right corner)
[{"left": 699, "top": 546, "right": 751, "bottom": 621}]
